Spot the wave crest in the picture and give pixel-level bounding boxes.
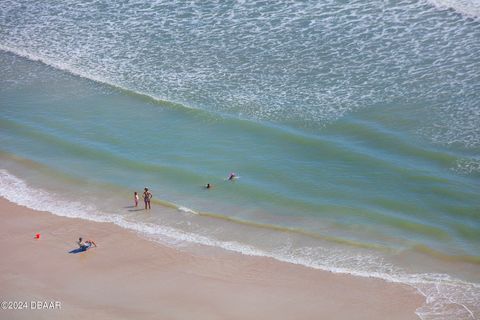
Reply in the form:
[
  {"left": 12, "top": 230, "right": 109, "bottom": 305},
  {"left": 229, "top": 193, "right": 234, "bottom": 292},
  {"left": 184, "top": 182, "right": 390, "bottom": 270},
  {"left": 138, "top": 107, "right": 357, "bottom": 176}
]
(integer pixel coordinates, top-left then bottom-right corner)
[{"left": 0, "top": 169, "right": 478, "bottom": 319}]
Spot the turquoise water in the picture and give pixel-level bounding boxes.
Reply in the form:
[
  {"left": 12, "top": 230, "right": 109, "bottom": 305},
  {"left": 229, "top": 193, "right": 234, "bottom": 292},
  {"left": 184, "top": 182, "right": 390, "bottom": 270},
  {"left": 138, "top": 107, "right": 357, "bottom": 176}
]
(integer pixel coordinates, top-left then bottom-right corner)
[{"left": 1, "top": 0, "right": 480, "bottom": 318}]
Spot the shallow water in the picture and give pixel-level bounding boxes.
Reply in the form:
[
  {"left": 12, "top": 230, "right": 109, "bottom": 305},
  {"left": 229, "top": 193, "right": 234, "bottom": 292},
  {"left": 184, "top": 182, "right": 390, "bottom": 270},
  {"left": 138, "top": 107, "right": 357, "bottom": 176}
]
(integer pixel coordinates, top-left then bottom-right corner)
[{"left": 1, "top": 0, "right": 479, "bottom": 318}]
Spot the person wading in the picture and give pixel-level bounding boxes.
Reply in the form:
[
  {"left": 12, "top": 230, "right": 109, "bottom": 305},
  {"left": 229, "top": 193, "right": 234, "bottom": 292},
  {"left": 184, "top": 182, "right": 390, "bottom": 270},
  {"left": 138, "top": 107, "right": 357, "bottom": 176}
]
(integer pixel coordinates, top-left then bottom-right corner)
[{"left": 143, "top": 187, "right": 153, "bottom": 210}]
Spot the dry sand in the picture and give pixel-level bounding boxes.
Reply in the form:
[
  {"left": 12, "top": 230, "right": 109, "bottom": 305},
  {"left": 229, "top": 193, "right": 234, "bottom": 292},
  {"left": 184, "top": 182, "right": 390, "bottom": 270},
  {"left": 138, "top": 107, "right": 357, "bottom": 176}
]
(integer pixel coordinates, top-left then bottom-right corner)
[{"left": 0, "top": 197, "right": 424, "bottom": 319}]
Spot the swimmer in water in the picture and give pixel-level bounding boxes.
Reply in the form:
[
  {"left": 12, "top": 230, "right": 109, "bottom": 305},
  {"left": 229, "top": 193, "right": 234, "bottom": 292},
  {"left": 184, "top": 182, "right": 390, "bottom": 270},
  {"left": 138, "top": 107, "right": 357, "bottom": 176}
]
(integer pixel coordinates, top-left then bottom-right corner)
[
  {"left": 228, "top": 173, "right": 236, "bottom": 181},
  {"left": 205, "top": 183, "right": 212, "bottom": 189}
]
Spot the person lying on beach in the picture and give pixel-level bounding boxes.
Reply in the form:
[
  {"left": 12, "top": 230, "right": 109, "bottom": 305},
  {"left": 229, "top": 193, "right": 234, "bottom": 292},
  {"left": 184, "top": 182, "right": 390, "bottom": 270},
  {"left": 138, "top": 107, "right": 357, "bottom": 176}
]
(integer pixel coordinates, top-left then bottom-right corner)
[
  {"left": 77, "top": 237, "right": 97, "bottom": 250},
  {"left": 143, "top": 187, "right": 153, "bottom": 210}
]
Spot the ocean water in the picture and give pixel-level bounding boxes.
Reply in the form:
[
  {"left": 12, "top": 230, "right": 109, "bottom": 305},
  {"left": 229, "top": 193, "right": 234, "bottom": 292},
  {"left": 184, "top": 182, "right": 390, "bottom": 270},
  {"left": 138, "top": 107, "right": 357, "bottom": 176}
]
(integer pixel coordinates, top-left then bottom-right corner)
[{"left": 1, "top": 0, "right": 479, "bottom": 318}]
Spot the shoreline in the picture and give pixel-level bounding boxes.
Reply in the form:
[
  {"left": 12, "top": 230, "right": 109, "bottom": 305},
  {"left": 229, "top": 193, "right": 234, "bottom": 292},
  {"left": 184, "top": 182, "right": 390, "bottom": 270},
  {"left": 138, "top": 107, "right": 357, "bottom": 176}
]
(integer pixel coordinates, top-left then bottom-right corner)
[{"left": 0, "top": 196, "right": 424, "bottom": 319}]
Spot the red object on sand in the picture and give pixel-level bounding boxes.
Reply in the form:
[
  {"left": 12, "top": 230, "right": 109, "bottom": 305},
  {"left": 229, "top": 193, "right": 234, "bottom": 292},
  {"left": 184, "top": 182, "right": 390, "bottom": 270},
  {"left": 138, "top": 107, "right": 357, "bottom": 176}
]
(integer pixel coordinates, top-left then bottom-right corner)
[{"left": 35, "top": 233, "right": 40, "bottom": 239}]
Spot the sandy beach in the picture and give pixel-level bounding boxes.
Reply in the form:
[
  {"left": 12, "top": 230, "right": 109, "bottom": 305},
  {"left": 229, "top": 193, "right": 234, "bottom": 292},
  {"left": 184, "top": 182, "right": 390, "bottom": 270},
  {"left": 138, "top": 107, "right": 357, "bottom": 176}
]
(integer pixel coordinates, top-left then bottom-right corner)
[{"left": 0, "top": 197, "right": 423, "bottom": 319}]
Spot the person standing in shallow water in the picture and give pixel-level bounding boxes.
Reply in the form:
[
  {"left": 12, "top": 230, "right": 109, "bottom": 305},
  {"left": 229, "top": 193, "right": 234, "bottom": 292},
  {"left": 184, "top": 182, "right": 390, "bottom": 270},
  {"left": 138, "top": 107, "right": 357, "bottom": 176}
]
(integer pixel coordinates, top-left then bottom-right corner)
[
  {"left": 134, "top": 191, "right": 139, "bottom": 207},
  {"left": 143, "top": 187, "right": 152, "bottom": 210}
]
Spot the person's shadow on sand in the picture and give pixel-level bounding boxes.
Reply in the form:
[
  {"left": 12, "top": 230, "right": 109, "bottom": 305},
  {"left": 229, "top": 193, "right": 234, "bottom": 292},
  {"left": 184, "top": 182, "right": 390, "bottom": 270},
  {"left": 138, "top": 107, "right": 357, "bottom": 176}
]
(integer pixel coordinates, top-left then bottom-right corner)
[{"left": 69, "top": 247, "right": 89, "bottom": 254}]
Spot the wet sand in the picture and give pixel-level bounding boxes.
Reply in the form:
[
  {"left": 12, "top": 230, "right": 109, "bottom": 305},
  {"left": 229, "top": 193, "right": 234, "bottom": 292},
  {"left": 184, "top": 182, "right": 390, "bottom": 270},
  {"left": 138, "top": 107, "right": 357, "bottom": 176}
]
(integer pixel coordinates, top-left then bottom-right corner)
[{"left": 0, "top": 197, "right": 424, "bottom": 319}]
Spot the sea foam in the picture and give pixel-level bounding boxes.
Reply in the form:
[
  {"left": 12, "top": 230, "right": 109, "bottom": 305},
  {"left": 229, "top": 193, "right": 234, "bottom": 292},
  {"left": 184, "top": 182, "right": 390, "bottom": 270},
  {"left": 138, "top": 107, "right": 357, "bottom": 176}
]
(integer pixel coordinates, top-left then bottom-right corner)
[
  {"left": 0, "top": 169, "right": 478, "bottom": 319},
  {"left": 1, "top": 0, "right": 479, "bottom": 149},
  {"left": 426, "top": 0, "right": 480, "bottom": 18}
]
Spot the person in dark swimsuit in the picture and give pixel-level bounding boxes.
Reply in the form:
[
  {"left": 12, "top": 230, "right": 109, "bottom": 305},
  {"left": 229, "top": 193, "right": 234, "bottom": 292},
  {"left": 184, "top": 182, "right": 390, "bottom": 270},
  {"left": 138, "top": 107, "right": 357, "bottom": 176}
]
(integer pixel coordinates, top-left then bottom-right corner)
[{"left": 143, "top": 187, "right": 152, "bottom": 210}]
